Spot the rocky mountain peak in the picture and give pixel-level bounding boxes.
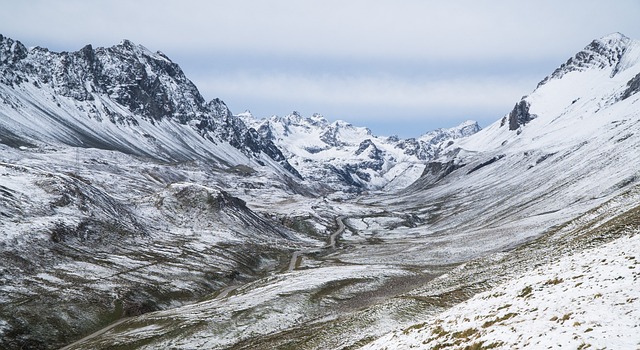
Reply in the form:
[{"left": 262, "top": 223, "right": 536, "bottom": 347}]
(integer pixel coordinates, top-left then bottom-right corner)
[
  {"left": 283, "top": 111, "right": 305, "bottom": 124},
  {"left": 0, "top": 34, "right": 304, "bottom": 179},
  {"left": 597, "top": 32, "right": 630, "bottom": 45},
  {"left": 310, "top": 113, "right": 329, "bottom": 126},
  {"left": 418, "top": 120, "right": 481, "bottom": 144},
  {"left": 117, "top": 39, "right": 137, "bottom": 49},
  {"left": 206, "top": 98, "right": 233, "bottom": 119},
  {"left": 2, "top": 35, "right": 207, "bottom": 122},
  {"left": 538, "top": 32, "right": 635, "bottom": 87},
  {"left": 457, "top": 120, "right": 481, "bottom": 132},
  {"left": 0, "top": 34, "right": 28, "bottom": 65},
  {"left": 443, "top": 120, "right": 481, "bottom": 138}
]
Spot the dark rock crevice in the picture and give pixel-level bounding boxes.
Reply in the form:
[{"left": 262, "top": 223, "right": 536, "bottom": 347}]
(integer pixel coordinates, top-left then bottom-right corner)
[{"left": 620, "top": 72, "right": 640, "bottom": 101}]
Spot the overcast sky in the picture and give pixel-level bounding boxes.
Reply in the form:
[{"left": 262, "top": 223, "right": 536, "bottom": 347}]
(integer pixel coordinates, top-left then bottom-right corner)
[{"left": 2, "top": 1, "right": 639, "bottom": 137}]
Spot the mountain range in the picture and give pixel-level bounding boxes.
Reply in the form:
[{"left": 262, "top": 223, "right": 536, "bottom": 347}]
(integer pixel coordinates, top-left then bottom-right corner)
[{"left": 0, "top": 32, "right": 639, "bottom": 349}]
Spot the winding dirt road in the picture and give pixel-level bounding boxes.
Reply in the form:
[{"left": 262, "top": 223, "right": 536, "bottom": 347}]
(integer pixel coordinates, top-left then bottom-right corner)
[
  {"left": 287, "top": 216, "right": 346, "bottom": 272},
  {"left": 326, "top": 215, "right": 346, "bottom": 248},
  {"left": 60, "top": 317, "right": 131, "bottom": 350}
]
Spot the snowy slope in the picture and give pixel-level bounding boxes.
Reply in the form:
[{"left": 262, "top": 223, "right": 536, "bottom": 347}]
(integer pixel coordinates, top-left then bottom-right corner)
[
  {"left": 54, "top": 34, "right": 640, "bottom": 350},
  {"left": 0, "top": 143, "right": 320, "bottom": 350},
  {"left": 0, "top": 34, "right": 322, "bottom": 349},
  {"left": 242, "top": 111, "right": 480, "bottom": 192},
  {"left": 453, "top": 32, "right": 640, "bottom": 154},
  {"left": 388, "top": 32, "right": 640, "bottom": 257},
  {"left": 362, "top": 231, "right": 640, "bottom": 350},
  {"left": 212, "top": 32, "right": 640, "bottom": 349}
]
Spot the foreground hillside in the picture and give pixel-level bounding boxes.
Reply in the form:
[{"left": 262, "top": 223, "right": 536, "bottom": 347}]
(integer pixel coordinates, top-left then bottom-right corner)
[{"left": 364, "top": 231, "right": 640, "bottom": 349}]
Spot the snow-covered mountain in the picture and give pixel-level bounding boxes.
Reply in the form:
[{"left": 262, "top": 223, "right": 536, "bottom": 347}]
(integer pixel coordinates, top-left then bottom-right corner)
[
  {"left": 0, "top": 32, "right": 482, "bottom": 193},
  {"left": 0, "top": 34, "right": 299, "bottom": 178},
  {"left": 1, "top": 32, "right": 640, "bottom": 350},
  {"left": 0, "top": 33, "right": 480, "bottom": 349},
  {"left": 404, "top": 32, "right": 640, "bottom": 193},
  {"left": 242, "top": 111, "right": 480, "bottom": 192}
]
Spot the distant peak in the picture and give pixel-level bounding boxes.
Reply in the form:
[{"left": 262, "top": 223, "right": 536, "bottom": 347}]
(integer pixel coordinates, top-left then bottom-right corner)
[
  {"left": 114, "top": 39, "right": 145, "bottom": 55},
  {"left": 311, "top": 113, "right": 328, "bottom": 124},
  {"left": 598, "top": 32, "right": 630, "bottom": 43},
  {"left": 237, "top": 110, "right": 253, "bottom": 118},
  {"left": 115, "top": 39, "right": 148, "bottom": 53},
  {"left": 280, "top": 111, "right": 302, "bottom": 123},
  {"left": 458, "top": 120, "right": 480, "bottom": 128},
  {"left": 118, "top": 39, "right": 136, "bottom": 47}
]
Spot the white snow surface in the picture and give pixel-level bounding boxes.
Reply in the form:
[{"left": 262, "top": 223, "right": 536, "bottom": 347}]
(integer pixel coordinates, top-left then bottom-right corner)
[
  {"left": 361, "top": 231, "right": 640, "bottom": 350},
  {"left": 241, "top": 111, "right": 480, "bottom": 191}
]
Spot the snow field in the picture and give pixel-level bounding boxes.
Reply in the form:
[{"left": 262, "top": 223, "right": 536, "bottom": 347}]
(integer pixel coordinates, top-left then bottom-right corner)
[{"left": 361, "top": 232, "right": 640, "bottom": 349}]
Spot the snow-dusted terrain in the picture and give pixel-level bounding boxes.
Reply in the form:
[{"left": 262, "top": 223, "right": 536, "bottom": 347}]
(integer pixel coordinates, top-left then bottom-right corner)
[
  {"left": 363, "top": 231, "right": 640, "bottom": 349},
  {"left": 242, "top": 111, "right": 480, "bottom": 192},
  {"left": 1, "top": 32, "right": 640, "bottom": 350}
]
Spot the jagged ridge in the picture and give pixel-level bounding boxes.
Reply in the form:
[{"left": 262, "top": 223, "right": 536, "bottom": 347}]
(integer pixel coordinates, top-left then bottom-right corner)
[
  {"left": 242, "top": 111, "right": 480, "bottom": 192},
  {"left": 0, "top": 34, "right": 298, "bottom": 176}
]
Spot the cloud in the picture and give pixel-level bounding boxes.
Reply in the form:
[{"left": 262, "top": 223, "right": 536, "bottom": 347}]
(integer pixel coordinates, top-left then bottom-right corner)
[
  {"left": 4, "top": 1, "right": 640, "bottom": 61},
  {"left": 2, "top": 0, "right": 639, "bottom": 136},
  {"left": 193, "top": 69, "right": 537, "bottom": 119},
  {"left": 212, "top": 73, "right": 527, "bottom": 108}
]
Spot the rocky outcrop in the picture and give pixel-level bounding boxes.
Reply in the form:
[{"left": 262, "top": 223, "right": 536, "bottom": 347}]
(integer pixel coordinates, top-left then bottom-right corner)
[
  {"left": 501, "top": 100, "right": 536, "bottom": 131},
  {"left": 0, "top": 34, "right": 28, "bottom": 66},
  {"left": 620, "top": 72, "right": 640, "bottom": 100}
]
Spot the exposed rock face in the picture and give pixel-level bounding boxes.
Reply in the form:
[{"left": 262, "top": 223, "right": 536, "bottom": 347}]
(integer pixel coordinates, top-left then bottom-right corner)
[
  {"left": 502, "top": 100, "right": 537, "bottom": 131},
  {"left": 0, "top": 34, "right": 28, "bottom": 66},
  {"left": 1, "top": 37, "right": 207, "bottom": 123},
  {"left": 621, "top": 72, "right": 640, "bottom": 100}
]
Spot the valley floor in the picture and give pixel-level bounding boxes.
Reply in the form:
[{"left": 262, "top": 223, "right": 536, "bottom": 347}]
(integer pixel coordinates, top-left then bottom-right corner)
[{"left": 361, "top": 231, "right": 640, "bottom": 349}]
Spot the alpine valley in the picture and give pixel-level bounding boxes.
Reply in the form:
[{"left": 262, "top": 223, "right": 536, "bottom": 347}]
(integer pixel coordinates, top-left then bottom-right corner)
[{"left": 0, "top": 32, "right": 638, "bottom": 350}]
